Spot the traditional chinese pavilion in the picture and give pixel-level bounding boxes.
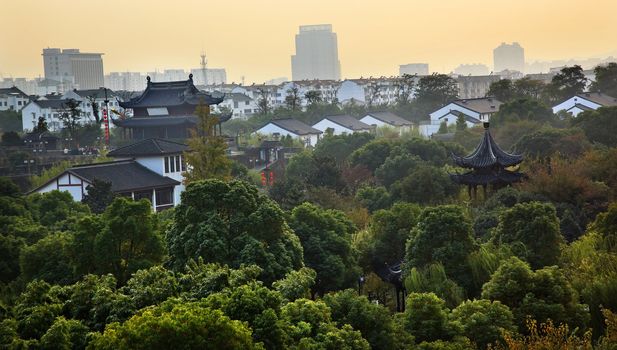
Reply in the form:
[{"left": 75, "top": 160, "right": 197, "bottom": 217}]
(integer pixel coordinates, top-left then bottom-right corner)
[
  {"left": 450, "top": 122, "right": 525, "bottom": 198},
  {"left": 115, "top": 74, "right": 228, "bottom": 140}
]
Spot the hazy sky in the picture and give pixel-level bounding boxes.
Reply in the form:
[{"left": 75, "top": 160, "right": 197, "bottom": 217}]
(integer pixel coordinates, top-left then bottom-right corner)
[{"left": 2, "top": 0, "right": 616, "bottom": 83}]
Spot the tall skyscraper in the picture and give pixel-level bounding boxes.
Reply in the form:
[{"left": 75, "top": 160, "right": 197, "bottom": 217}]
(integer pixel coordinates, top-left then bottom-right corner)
[
  {"left": 493, "top": 42, "right": 525, "bottom": 73},
  {"left": 399, "top": 63, "right": 429, "bottom": 76},
  {"left": 291, "top": 24, "right": 341, "bottom": 81},
  {"left": 42, "top": 48, "right": 104, "bottom": 90}
]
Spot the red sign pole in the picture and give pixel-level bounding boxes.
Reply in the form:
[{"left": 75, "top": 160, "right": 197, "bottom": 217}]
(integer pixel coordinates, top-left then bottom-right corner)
[{"left": 103, "top": 108, "right": 110, "bottom": 145}]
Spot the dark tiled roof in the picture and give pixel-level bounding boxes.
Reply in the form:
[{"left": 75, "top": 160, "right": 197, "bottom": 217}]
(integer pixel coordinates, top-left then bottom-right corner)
[
  {"left": 321, "top": 114, "right": 373, "bottom": 131},
  {"left": 108, "top": 138, "right": 188, "bottom": 157},
  {"left": 0, "top": 86, "right": 28, "bottom": 98},
  {"left": 569, "top": 103, "right": 593, "bottom": 111},
  {"left": 452, "top": 97, "right": 503, "bottom": 114},
  {"left": 267, "top": 118, "right": 323, "bottom": 135},
  {"left": 68, "top": 160, "right": 179, "bottom": 192},
  {"left": 576, "top": 92, "right": 617, "bottom": 107},
  {"left": 32, "top": 99, "right": 81, "bottom": 109},
  {"left": 225, "top": 93, "right": 252, "bottom": 102},
  {"left": 450, "top": 169, "right": 525, "bottom": 185},
  {"left": 365, "top": 111, "right": 412, "bottom": 126},
  {"left": 120, "top": 76, "right": 223, "bottom": 109},
  {"left": 452, "top": 123, "right": 523, "bottom": 168},
  {"left": 113, "top": 116, "right": 197, "bottom": 128}
]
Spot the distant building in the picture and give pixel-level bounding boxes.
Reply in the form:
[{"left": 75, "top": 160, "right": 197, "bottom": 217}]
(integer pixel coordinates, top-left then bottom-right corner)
[
  {"left": 359, "top": 111, "right": 412, "bottom": 134},
  {"left": 399, "top": 63, "right": 429, "bottom": 76},
  {"left": 21, "top": 99, "right": 84, "bottom": 132},
  {"left": 30, "top": 138, "right": 187, "bottom": 212},
  {"left": 454, "top": 64, "right": 489, "bottom": 76},
  {"left": 254, "top": 118, "right": 322, "bottom": 147},
  {"left": 190, "top": 68, "right": 227, "bottom": 86},
  {"left": 105, "top": 72, "right": 146, "bottom": 92},
  {"left": 552, "top": 92, "right": 617, "bottom": 117},
  {"left": 493, "top": 42, "right": 525, "bottom": 74},
  {"left": 312, "top": 114, "right": 373, "bottom": 135},
  {"left": 456, "top": 75, "right": 501, "bottom": 99},
  {"left": 291, "top": 24, "right": 341, "bottom": 81},
  {"left": 42, "top": 48, "right": 104, "bottom": 90},
  {"left": 421, "top": 97, "right": 503, "bottom": 137},
  {"left": 0, "top": 87, "right": 30, "bottom": 111},
  {"left": 214, "top": 93, "right": 259, "bottom": 119}
]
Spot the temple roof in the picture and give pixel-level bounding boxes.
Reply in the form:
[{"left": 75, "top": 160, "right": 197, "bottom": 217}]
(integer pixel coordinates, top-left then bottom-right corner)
[
  {"left": 452, "top": 123, "right": 523, "bottom": 168},
  {"left": 450, "top": 169, "right": 526, "bottom": 185},
  {"left": 108, "top": 138, "right": 188, "bottom": 157},
  {"left": 113, "top": 116, "right": 197, "bottom": 128},
  {"left": 119, "top": 75, "right": 224, "bottom": 109}
]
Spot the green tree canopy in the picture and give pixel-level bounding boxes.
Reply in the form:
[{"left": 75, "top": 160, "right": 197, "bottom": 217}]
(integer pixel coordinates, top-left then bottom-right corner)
[
  {"left": 405, "top": 205, "right": 478, "bottom": 294},
  {"left": 492, "top": 202, "right": 564, "bottom": 269},
  {"left": 450, "top": 299, "right": 515, "bottom": 349},
  {"left": 82, "top": 178, "right": 115, "bottom": 214},
  {"left": 590, "top": 62, "right": 617, "bottom": 97},
  {"left": 166, "top": 180, "right": 304, "bottom": 283},
  {"left": 289, "top": 203, "right": 360, "bottom": 296},
  {"left": 403, "top": 292, "right": 461, "bottom": 343},
  {"left": 572, "top": 106, "right": 617, "bottom": 147}
]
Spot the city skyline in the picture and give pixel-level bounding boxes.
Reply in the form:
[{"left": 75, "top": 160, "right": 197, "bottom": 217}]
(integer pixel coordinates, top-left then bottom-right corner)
[{"left": 2, "top": 0, "right": 616, "bottom": 84}]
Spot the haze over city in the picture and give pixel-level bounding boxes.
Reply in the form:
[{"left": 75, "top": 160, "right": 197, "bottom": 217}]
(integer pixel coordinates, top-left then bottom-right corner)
[{"left": 2, "top": 0, "right": 617, "bottom": 83}]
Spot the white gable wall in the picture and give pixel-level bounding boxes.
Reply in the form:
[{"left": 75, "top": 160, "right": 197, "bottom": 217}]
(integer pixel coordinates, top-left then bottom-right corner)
[
  {"left": 312, "top": 119, "right": 355, "bottom": 135},
  {"left": 255, "top": 123, "right": 320, "bottom": 146},
  {"left": 552, "top": 96, "right": 601, "bottom": 116},
  {"left": 34, "top": 172, "right": 89, "bottom": 202},
  {"left": 359, "top": 115, "right": 389, "bottom": 128},
  {"left": 337, "top": 80, "right": 365, "bottom": 103},
  {"left": 429, "top": 103, "right": 480, "bottom": 123}
]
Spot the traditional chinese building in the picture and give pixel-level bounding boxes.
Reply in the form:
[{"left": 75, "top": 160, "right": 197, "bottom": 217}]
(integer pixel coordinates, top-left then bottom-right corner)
[
  {"left": 114, "top": 74, "right": 226, "bottom": 140},
  {"left": 450, "top": 122, "right": 525, "bottom": 198}
]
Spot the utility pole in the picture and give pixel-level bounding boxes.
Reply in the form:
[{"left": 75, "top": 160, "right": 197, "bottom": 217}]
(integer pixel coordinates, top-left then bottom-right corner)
[{"left": 103, "top": 88, "right": 110, "bottom": 146}]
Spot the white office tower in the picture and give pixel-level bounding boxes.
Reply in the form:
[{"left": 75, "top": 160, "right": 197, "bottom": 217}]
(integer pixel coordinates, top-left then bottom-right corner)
[
  {"left": 493, "top": 42, "right": 525, "bottom": 73},
  {"left": 291, "top": 24, "right": 341, "bottom": 81},
  {"left": 42, "top": 48, "right": 104, "bottom": 90}
]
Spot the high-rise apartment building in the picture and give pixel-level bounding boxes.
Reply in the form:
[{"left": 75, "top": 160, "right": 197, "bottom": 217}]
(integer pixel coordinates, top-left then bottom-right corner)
[
  {"left": 493, "top": 42, "right": 525, "bottom": 73},
  {"left": 42, "top": 48, "right": 104, "bottom": 90},
  {"left": 291, "top": 24, "right": 341, "bottom": 81},
  {"left": 399, "top": 63, "right": 429, "bottom": 76}
]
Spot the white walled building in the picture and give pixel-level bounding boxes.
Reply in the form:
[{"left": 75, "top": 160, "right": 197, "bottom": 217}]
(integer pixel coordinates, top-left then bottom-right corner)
[
  {"left": 214, "top": 93, "right": 259, "bottom": 119},
  {"left": 254, "top": 118, "right": 322, "bottom": 147},
  {"left": 30, "top": 139, "right": 187, "bottom": 211},
  {"left": 21, "top": 99, "right": 80, "bottom": 132},
  {"left": 422, "top": 97, "right": 502, "bottom": 137},
  {"left": 42, "top": 48, "right": 104, "bottom": 90},
  {"left": 552, "top": 92, "right": 617, "bottom": 117},
  {"left": 312, "top": 114, "right": 373, "bottom": 135},
  {"left": 359, "top": 111, "right": 412, "bottom": 134},
  {"left": 0, "top": 87, "right": 30, "bottom": 111}
]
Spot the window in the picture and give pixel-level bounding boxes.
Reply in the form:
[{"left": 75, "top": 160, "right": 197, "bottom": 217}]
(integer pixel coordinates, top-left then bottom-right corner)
[
  {"left": 234, "top": 101, "right": 239, "bottom": 108},
  {"left": 181, "top": 156, "right": 186, "bottom": 171},
  {"left": 175, "top": 155, "right": 180, "bottom": 172},
  {"left": 170, "top": 156, "right": 175, "bottom": 172},
  {"left": 155, "top": 187, "right": 173, "bottom": 206},
  {"left": 245, "top": 101, "right": 250, "bottom": 105},
  {"left": 164, "top": 156, "right": 169, "bottom": 173}
]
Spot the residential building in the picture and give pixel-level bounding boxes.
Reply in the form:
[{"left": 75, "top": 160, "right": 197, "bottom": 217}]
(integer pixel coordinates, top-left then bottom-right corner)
[
  {"left": 454, "top": 64, "right": 490, "bottom": 76},
  {"left": 214, "top": 93, "right": 258, "bottom": 119},
  {"left": 493, "top": 42, "right": 525, "bottom": 73},
  {"left": 29, "top": 138, "right": 187, "bottom": 212},
  {"left": 21, "top": 99, "right": 85, "bottom": 132},
  {"left": 0, "top": 87, "right": 30, "bottom": 111},
  {"left": 422, "top": 97, "right": 503, "bottom": 137},
  {"left": 254, "top": 118, "right": 322, "bottom": 147},
  {"left": 190, "top": 68, "right": 227, "bottom": 86},
  {"left": 312, "top": 114, "right": 373, "bottom": 135},
  {"left": 42, "top": 48, "right": 104, "bottom": 90},
  {"left": 456, "top": 75, "right": 501, "bottom": 99},
  {"left": 399, "top": 63, "right": 429, "bottom": 76},
  {"left": 552, "top": 92, "right": 617, "bottom": 117},
  {"left": 105, "top": 72, "right": 147, "bottom": 92},
  {"left": 291, "top": 24, "right": 341, "bottom": 81},
  {"left": 359, "top": 111, "right": 412, "bottom": 133}
]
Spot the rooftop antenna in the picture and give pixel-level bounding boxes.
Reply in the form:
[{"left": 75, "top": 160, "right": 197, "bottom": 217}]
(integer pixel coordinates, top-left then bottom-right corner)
[
  {"left": 200, "top": 52, "right": 208, "bottom": 86},
  {"left": 241, "top": 75, "right": 245, "bottom": 86}
]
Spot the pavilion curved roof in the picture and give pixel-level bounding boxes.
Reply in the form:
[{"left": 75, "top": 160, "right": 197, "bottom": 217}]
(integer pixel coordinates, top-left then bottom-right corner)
[{"left": 452, "top": 123, "right": 522, "bottom": 168}]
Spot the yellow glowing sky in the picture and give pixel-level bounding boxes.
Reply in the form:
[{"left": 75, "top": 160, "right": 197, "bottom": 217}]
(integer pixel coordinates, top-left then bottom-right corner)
[{"left": 2, "top": 0, "right": 616, "bottom": 83}]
